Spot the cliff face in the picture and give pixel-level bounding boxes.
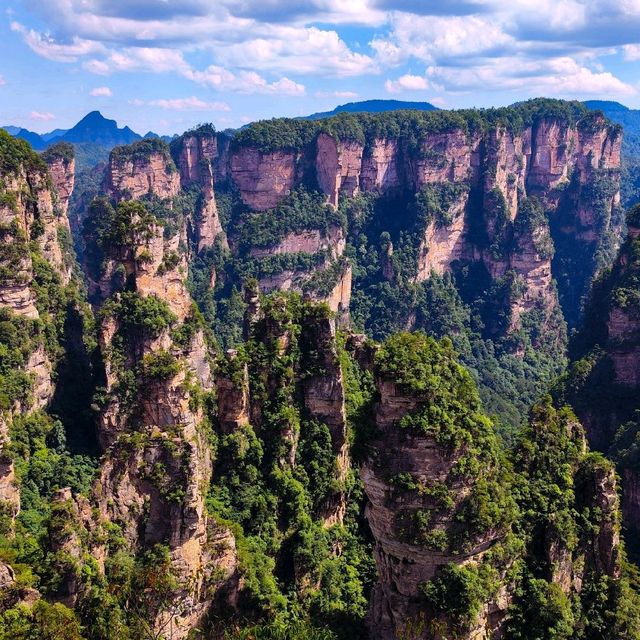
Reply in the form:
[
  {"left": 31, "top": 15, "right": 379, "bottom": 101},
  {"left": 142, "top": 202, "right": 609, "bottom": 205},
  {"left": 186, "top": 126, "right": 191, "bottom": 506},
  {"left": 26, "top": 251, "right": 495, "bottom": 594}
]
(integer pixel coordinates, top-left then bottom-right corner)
[
  {"left": 226, "top": 105, "right": 621, "bottom": 350},
  {"left": 172, "top": 129, "right": 225, "bottom": 251},
  {"left": 0, "top": 132, "right": 71, "bottom": 528},
  {"left": 361, "top": 334, "right": 515, "bottom": 639},
  {"left": 361, "top": 334, "right": 626, "bottom": 640},
  {"left": 231, "top": 147, "right": 299, "bottom": 211},
  {"left": 83, "top": 161, "right": 239, "bottom": 636},
  {"left": 563, "top": 210, "right": 640, "bottom": 535},
  {"left": 106, "top": 140, "right": 181, "bottom": 202},
  {"left": 43, "top": 142, "right": 76, "bottom": 220}
]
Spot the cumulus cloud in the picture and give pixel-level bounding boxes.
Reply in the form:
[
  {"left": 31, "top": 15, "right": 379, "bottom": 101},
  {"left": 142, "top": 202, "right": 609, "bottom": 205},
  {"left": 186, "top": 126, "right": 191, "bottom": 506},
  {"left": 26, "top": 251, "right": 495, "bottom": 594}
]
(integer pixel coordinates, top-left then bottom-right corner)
[
  {"left": 426, "top": 56, "right": 635, "bottom": 96},
  {"left": 0, "top": 75, "right": 5, "bottom": 86},
  {"left": 186, "top": 65, "right": 305, "bottom": 95},
  {"left": 84, "top": 47, "right": 190, "bottom": 75},
  {"left": 30, "top": 111, "right": 56, "bottom": 121},
  {"left": 215, "top": 27, "right": 376, "bottom": 77},
  {"left": 145, "top": 96, "right": 231, "bottom": 111},
  {"left": 90, "top": 86, "right": 112, "bottom": 96},
  {"left": 385, "top": 74, "right": 430, "bottom": 92},
  {"left": 372, "top": 0, "right": 489, "bottom": 16},
  {"left": 11, "top": 21, "right": 104, "bottom": 62},
  {"left": 10, "top": 0, "right": 640, "bottom": 105},
  {"left": 624, "top": 44, "right": 640, "bottom": 61}
]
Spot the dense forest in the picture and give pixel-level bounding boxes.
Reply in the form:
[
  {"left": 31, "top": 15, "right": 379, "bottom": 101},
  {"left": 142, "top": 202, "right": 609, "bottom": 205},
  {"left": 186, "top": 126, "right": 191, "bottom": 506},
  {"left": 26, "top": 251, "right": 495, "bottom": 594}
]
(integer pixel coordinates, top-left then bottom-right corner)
[{"left": 1, "top": 99, "right": 640, "bottom": 639}]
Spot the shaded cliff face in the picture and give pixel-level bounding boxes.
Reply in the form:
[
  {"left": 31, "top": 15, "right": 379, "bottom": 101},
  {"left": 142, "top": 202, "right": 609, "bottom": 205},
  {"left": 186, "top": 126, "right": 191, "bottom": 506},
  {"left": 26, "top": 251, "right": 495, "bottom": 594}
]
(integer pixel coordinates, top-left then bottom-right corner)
[
  {"left": 361, "top": 333, "right": 630, "bottom": 640},
  {"left": 560, "top": 208, "right": 640, "bottom": 538},
  {"left": 0, "top": 131, "right": 76, "bottom": 529},
  {"left": 170, "top": 128, "right": 225, "bottom": 251},
  {"left": 43, "top": 142, "right": 76, "bottom": 220},
  {"left": 211, "top": 101, "right": 622, "bottom": 433}
]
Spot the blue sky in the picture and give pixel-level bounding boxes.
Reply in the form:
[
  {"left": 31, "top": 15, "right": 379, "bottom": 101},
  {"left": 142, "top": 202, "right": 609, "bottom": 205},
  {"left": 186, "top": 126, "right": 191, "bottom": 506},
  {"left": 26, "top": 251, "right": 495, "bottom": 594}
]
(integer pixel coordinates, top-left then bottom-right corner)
[{"left": 1, "top": 0, "right": 640, "bottom": 135}]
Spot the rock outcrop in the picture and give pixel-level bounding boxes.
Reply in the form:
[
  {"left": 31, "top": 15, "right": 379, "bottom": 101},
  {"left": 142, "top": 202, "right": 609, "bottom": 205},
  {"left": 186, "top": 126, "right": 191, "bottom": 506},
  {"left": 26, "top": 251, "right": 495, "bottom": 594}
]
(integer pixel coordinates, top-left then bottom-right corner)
[
  {"left": 172, "top": 129, "right": 225, "bottom": 251},
  {"left": 106, "top": 139, "right": 180, "bottom": 202},
  {"left": 43, "top": 142, "right": 76, "bottom": 220},
  {"left": 362, "top": 335, "right": 626, "bottom": 640}
]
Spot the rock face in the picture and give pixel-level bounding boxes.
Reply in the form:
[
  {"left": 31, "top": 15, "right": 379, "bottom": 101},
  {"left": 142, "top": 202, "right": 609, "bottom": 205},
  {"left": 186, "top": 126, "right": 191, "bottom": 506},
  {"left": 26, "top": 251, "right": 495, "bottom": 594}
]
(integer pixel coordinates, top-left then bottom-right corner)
[
  {"left": 172, "top": 130, "right": 225, "bottom": 251},
  {"left": 563, "top": 212, "right": 640, "bottom": 534},
  {"left": 361, "top": 337, "right": 514, "bottom": 640},
  {"left": 361, "top": 336, "right": 626, "bottom": 640},
  {"left": 228, "top": 105, "right": 622, "bottom": 344},
  {"left": 316, "top": 133, "right": 364, "bottom": 207},
  {"left": 86, "top": 234, "right": 238, "bottom": 636},
  {"left": 107, "top": 140, "right": 181, "bottom": 201},
  {"left": 0, "top": 132, "right": 72, "bottom": 528},
  {"left": 231, "top": 147, "right": 298, "bottom": 211},
  {"left": 44, "top": 143, "right": 76, "bottom": 219}
]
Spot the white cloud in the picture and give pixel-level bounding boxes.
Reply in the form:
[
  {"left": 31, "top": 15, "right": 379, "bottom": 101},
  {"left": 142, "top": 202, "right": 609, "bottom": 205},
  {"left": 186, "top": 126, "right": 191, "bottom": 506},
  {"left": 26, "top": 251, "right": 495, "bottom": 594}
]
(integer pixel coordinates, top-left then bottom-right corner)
[
  {"left": 385, "top": 74, "right": 430, "bottom": 92},
  {"left": 314, "top": 90, "right": 359, "bottom": 98},
  {"left": 147, "top": 96, "right": 231, "bottom": 111},
  {"left": 84, "top": 47, "right": 190, "bottom": 75},
  {"left": 30, "top": 111, "right": 56, "bottom": 121},
  {"left": 0, "top": 75, "right": 5, "bottom": 86},
  {"left": 372, "top": 14, "right": 515, "bottom": 67},
  {"left": 623, "top": 44, "right": 640, "bottom": 60},
  {"left": 90, "top": 86, "right": 112, "bottom": 96},
  {"left": 217, "top": 27, "right": 376, "bottom": 77},
  {"left": 426, "top": 56, "right": 635, "bottom": 96},
  {"left": 10, "top": 0, "right": 640, "bottom": 106},
  {"left": 11, "top": 21, "right": 103, "bottom": 62},
  {"left": 186, "top": 65, "right": 305, "bottom": 94}
]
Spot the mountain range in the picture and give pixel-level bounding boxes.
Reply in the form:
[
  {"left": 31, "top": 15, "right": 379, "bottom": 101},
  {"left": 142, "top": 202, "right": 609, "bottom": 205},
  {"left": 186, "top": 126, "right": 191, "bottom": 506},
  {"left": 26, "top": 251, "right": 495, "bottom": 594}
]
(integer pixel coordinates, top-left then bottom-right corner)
[{"left": 1, "top": 110, "right": 168, "bottom": 151}]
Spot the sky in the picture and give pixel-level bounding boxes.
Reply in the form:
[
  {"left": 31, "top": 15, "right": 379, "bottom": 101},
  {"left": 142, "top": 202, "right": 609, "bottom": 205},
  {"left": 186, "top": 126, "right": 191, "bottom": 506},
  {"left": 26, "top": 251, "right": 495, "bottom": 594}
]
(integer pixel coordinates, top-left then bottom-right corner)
[{"left": 1, "top": 0, "right": 640, "bottom": 135}]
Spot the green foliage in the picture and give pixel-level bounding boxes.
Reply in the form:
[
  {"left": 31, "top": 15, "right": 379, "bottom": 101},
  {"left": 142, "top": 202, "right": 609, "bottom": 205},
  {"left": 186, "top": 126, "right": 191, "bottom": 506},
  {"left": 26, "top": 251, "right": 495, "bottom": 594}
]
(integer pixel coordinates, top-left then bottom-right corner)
[
  {"left": 8, "top": 411, "right": 97, "bottom": 538},
  {"left": 41, "top": 142, "right": 74, "bottom": 164},
  {"left": 414, "top": 182, "right": 469, "bottom": 229},
  {"left": 233, "top": 99, "right": 594, "bottom": 154},
  {"left": 421, "top": 562, "right": 500, "bottom": 628},
  {"left": 0, "top": 129, "right": 47, "bottom": 176},
  {"left": 234, "top": 187, "right": 345, "bottom": 253},
  {"left": 141, "top": 350, "right": 181, "bottom": 380},
  {"left": 0, "top": 600, "right": 85, "bottom": 640},
  {"left": 110, "top": 138, "right": 176, "bottom": 172},
  {"left": 515, "top": 197, "right": 554, "bottom": 259},
  {"left": 224, "top": 619, "right": 338, "bottom": 640},
  {"left": 92, "top": 198, "right": 156, "bottom": 252},
  {"left": 507, "top": 575, "right": 575, "bottom": 640},
  {"left": 101, "top": 291, "right": 176, "bottom": 338}
]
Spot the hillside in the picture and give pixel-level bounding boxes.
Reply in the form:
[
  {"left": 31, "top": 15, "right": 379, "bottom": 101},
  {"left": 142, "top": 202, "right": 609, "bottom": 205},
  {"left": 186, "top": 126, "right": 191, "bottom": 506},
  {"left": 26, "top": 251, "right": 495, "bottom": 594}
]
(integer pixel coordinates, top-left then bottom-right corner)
[{"left": 304, "top": 99, "right": 439, "bottom": 120}]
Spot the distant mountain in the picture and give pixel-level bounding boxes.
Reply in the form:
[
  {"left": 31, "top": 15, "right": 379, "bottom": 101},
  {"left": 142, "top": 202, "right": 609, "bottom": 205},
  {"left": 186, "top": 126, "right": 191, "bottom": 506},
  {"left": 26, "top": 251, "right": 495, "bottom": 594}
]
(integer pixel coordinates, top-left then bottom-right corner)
[
  {"left": 143, "top": 131, "right": 175, "bottom": 143},
  {"left": 3, "top": 111, "right": 142, "bottom": 151},
  {"left": 41, "top": 128, "right": 69, "bottom": 142},
  {"left": 584, "top": 100, "right": 640, "bottom": 207},
  {"left": 57, "top": 111, "right": 141, "bottom": 146},
  {"left": 583, "top": 101, "right": 640, "bottom": 149},
  {"left": 303, "top": 99, "right": 439, "bottom": 120},
  {"left": 9, "top": 127, "right": 47, "bottom": 150},
  {"left": 2, "top": 126, "right": 22, "bottom": 136},
  {"left": 583, "top": 100, "right": 630, "bottom": 113}
]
